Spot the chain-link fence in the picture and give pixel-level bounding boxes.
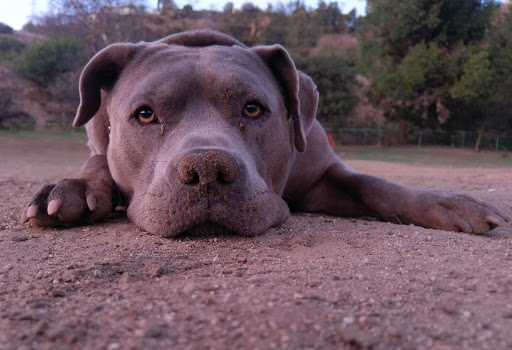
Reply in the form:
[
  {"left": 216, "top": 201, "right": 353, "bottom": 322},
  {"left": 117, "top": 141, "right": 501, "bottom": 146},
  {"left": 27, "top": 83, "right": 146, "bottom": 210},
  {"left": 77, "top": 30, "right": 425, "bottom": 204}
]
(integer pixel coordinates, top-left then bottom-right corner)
[{"left": 325, "top": 128, "right": 512, "bottom": 151}]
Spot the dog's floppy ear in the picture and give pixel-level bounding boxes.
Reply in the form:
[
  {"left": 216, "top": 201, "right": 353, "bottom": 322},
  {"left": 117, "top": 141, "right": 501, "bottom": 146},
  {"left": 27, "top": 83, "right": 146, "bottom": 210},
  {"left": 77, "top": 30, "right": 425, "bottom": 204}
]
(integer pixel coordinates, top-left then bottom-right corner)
[
  {"left": 73, "top": 43, "right": 141, "bottom": 127},
  {"left": 251, "top": 45, "right": 319, "bottom": 152}
]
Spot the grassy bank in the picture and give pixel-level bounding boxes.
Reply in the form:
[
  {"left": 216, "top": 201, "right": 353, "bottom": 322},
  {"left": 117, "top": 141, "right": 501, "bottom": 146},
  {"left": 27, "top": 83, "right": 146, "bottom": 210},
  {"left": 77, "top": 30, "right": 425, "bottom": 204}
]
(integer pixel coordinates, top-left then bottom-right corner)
[{"left": 336, "top": 146, "right": 512, "bottom": 168}]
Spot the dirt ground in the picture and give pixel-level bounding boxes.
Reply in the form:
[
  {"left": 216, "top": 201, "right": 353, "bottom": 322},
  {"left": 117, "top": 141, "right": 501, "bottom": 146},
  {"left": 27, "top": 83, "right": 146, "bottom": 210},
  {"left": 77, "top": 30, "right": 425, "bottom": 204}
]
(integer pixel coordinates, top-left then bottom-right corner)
[{"left": 1, "top": 136, "right": 511, "bottom": 350}]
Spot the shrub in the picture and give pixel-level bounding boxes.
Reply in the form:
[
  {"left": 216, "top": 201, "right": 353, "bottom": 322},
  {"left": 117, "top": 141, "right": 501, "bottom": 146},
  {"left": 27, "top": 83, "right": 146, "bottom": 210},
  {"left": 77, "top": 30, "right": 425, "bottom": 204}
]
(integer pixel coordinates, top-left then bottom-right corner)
[
  {"left": 0, "top": 34, "right": 25, "bottom": 60},
  {"left": 16, "top": 37, "right": 83, "bottom": 87}
]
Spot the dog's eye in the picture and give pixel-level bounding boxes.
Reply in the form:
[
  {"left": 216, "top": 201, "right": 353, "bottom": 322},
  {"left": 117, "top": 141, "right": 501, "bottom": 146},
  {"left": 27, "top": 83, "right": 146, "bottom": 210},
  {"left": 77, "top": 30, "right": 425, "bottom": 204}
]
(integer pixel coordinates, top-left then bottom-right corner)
[
  {"left": 243, "top": 103, "right": 262, "bottom": 118},
  {"left": 137, "top": 107, "right": 157, "bottom": 124}
]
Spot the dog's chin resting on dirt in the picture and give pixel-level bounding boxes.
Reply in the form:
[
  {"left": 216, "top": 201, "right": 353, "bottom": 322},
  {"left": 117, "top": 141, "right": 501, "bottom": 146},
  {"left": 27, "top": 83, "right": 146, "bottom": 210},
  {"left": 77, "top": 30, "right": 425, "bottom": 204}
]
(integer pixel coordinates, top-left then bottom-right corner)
[
  {"left": 21, "top": 30, "right": 510, "bottom": 237},
  {"left": 181, "top": 223, "right": 236, "bottom": 238}
]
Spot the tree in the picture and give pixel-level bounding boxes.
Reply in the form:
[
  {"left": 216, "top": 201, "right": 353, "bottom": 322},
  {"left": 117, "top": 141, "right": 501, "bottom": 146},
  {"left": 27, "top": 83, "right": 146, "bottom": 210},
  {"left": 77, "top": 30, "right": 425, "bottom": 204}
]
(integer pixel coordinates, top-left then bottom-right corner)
[
  {"left": 473, "top": 2, "right": 512, "bottom": 150},
  {"left": 223, "top": 2, "right": 234, "bottom": 13},
  {"left": 284, "top": 6, "right": 322, "bottom": 49},
  {"left": 444, "top": 3, "right": 512, "bottom": 151},
  {"left": 294, "top": 52, "right": 359, "bottom": 127},
  {"left": 358, "top": 0, "right": 500, "bottom": 149},
  {"left": 42, "top": 0, "right": 150, "bottom": 54},
  {"left": 218, "top": 3, "right": 266, "bottom": 46},
  {"left": 0, "top": 22, "right": 13, "bottom": 34},
  {"left": 313, "top": 1, "right": 345, "bottom": 33},
  {"left": 158, "top": 0, "right": 177, "bottom": 13}
]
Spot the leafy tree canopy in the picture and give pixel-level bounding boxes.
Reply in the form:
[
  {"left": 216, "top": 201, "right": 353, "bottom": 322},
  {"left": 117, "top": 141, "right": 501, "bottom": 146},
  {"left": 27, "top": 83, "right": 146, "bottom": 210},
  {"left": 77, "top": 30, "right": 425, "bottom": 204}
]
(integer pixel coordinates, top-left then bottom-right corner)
[{"left": 358, "top": 0, "right": 504, "bottom": 140}]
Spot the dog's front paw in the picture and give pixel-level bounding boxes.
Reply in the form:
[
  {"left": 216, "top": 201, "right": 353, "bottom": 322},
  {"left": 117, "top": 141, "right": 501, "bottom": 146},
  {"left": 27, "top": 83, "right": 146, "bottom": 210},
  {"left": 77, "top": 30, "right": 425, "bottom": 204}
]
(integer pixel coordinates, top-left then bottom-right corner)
[
  {"left": 401, "top": 190, "right": 510, "bottom": 234},
  {"left": 21, "top": 176, "right": 117, "bottom": 227}
]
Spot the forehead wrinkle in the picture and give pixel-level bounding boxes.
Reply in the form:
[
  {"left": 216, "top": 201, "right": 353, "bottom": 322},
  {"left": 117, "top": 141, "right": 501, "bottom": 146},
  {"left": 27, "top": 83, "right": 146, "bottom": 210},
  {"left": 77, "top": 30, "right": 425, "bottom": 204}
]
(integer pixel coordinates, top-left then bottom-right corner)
[
  {"left": 196, "top": 48, "right": 274, "bottom": 105},
  {"left": 120, "top": 48, "right": 201, "bottom": 112},
  {"left": 140, "top": 45, "right": 198, "bottom": 67}
]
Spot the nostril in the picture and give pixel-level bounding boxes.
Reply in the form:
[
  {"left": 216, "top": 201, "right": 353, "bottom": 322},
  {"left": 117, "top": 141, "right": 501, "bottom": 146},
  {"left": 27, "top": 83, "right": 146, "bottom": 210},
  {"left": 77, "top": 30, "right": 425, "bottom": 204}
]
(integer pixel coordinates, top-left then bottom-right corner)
[
  {"left": 187, "top": 171, "right": 200, "bottom": 185},
  {"left": 177, "top": 151, "right": 238, "bottom": 186},
  {"left": 217, "top": 170, "right": 231, "bottom": 184},
  {"left": 217, "top": 167, "right": 237, "bottom": 184},
  {"left": 177, "top": 155, "right": 200, "bottom": 184},
  {"left": 191, "top": 172, "right": 200, "bottom": 184},
  {"left": 205, "top": 151, "right": 238, "bottom": 184},
  {"left": 216, "top": 172, "right": 226, "bottom": 184}
]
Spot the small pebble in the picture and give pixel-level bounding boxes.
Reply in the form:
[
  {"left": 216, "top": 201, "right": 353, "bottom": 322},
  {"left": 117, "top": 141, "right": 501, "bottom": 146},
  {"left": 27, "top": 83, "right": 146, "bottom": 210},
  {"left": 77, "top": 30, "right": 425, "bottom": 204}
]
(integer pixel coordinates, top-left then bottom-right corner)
[
  {"left": 237, "top": 257, "right": 247, "bottom": 263},
  {"left": 62, "top": 270, "right": 76, "bottom": 282},
  {"left": 343, "top": 316, "right": 355, "bottom": 324},
  {"left": 11, "top": 235, "right": 29, "bottom": 242}
]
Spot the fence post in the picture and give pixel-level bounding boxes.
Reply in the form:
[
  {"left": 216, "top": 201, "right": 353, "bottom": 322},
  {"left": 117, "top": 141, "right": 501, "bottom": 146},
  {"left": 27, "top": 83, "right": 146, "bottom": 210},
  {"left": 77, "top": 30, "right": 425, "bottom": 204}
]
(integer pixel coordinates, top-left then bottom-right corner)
[
  {"left": 496, "top": 136, "right": 500, "bottom": 152},
  {"left": 418, "top": 130, "right": 423, "bottom": 147},
  {"left": 377, "top": 126, "right": 382, "bottom": 147}
]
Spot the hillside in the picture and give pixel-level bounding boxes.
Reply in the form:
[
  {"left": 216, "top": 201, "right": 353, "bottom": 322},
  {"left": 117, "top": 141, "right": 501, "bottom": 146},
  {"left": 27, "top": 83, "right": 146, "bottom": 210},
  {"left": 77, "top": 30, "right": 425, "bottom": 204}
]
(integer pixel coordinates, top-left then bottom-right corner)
[{"left": 0, "top": 3, "right": 361, "bottom": 131}]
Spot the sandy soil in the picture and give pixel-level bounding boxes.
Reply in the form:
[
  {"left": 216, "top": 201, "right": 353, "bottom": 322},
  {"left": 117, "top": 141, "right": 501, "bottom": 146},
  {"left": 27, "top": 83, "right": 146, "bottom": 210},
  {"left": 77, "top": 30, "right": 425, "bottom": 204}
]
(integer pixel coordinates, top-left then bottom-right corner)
[{"left": 1, "top": 136, "right": 511, "bottom": 350}]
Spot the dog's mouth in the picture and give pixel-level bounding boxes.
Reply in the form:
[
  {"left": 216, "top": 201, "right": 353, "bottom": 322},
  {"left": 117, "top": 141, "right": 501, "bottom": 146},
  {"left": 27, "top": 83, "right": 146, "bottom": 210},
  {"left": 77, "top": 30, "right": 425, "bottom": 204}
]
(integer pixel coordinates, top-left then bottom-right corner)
[{"left": 129, "top": 178, "right": 290, "bottom": 238}]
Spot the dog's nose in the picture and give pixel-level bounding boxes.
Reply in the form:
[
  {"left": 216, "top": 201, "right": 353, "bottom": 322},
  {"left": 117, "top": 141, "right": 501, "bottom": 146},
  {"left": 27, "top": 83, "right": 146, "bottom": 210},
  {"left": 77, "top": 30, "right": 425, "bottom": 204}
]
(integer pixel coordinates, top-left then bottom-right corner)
[{"left": 177, "top": 151, "right": 238, "bottom": 185}]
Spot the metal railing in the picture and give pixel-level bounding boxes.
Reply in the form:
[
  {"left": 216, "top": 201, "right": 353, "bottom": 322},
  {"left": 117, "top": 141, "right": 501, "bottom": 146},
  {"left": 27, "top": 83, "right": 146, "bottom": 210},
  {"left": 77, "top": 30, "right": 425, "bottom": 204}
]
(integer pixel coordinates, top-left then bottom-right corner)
[{"left": 325, "top": 127, "right": 512, "bottom": 151}]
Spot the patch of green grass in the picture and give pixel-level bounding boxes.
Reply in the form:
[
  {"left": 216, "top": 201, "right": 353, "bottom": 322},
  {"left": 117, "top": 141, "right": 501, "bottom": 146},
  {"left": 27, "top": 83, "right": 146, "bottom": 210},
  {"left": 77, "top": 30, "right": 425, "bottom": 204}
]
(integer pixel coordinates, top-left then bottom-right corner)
[
  {"left": 336, "top": 146, "right": 512, "bottom": 168},
  {"left": 0, "top": 129, "right": 87, "bottom": 142}
]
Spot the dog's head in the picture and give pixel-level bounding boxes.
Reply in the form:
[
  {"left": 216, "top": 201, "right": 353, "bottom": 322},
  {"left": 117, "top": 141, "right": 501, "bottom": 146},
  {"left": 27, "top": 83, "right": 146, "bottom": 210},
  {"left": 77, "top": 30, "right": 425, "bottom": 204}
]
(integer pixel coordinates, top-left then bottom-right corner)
[{"left": 73, "top": 30, "right": 319, "bottom": 237}]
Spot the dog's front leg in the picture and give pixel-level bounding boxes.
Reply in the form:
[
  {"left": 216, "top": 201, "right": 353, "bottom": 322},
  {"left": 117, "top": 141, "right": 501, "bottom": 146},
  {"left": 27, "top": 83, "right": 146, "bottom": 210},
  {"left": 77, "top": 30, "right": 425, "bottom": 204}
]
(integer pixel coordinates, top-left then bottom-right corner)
[
  {"left": 300, "top": 161, "right": 510, "bottom": 234},
  {"left": 21, "top": 155, "right": 119, "bottom": 227}
]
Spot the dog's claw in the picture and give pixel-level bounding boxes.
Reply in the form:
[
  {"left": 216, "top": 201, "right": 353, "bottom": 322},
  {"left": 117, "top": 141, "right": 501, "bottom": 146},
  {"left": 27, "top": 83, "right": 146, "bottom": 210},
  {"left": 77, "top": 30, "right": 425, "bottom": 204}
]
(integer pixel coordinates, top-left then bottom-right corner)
[
  {"left": 486, "top": 214, "right": 507, "bottom": 227},
  {"left": 86, "top": 194, "right": 97, "bottom": 211},
  {"left": 20, "top": 204, "right": 38, "bottom": 224},
  {"left": 27, "top": 204, "right": 38, "bottom": 219},
  {"left": 454, "top": 217, "right": 472, "bottom": 233},
  {"left": 47, "top": 199, "right": 62, "bottom": 216},
  {"left": 20, "top": 208, "right": 29, "bottom": 224}
]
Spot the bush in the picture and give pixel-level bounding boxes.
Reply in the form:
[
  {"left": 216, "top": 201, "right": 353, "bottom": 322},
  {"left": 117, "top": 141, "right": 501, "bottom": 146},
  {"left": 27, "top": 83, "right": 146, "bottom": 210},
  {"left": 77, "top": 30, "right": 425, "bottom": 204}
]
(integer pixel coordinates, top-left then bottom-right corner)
[
  {"left": 48, "top": 69, "right": 81, "bottom": 105},
  {"left": 16, "top": 37, "right": 83, "bottom": 87},
  {"left": 0, "top": 86, "right": 34, "bottom": 130},
  {"left": 0, "top": 114, "right": 35, "bottom": 131},
  {"left": 0, "top": 34, "right": 25, "bottom": 60},
  {"left": 0, "top": 86, "right": 14, "bottom": 117}
]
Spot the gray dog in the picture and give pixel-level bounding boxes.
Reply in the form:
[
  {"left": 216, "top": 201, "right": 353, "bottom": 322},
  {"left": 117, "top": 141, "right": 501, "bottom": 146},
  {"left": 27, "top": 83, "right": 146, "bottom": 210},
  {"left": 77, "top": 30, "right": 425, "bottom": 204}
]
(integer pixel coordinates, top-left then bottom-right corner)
[{"left": 21, "top": 30, "right": 509, "bottom": 237}]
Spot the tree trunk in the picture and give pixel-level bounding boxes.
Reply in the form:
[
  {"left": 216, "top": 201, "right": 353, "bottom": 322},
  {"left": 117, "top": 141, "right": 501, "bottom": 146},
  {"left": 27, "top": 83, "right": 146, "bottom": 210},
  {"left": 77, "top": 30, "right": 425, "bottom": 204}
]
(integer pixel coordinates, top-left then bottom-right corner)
[
  {"left": 473, "top": 114, "right": 490, "bottom": 152},
  {"left": 474, "top": 129, "right": 483, "bottom": 152}
]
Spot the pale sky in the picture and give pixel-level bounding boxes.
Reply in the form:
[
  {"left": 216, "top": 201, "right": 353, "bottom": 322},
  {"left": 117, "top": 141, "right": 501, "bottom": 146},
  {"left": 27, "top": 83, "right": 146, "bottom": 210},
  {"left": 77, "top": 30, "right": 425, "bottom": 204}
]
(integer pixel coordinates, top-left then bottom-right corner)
[{"left": 0, "top": 0, "right": 367, "bottom": 30}]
